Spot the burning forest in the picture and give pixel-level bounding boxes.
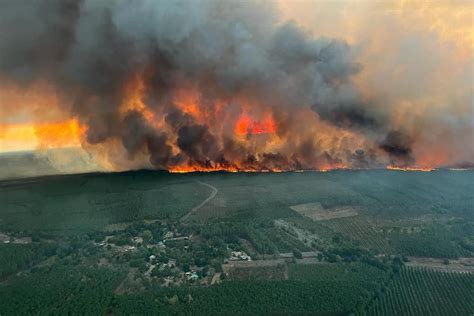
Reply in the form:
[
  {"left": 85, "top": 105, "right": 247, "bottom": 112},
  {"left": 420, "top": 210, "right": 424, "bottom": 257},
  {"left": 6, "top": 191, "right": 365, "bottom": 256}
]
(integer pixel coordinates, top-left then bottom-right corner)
[{"left": 0, "top": 0, "right": 472, "bottom": 173}]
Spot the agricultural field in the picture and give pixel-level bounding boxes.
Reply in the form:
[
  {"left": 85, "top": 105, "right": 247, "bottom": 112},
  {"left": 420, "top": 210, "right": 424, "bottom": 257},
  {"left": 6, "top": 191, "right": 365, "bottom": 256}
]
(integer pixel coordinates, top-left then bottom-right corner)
[
  {"left": 290, "top": 202, "right": 358, "bottom": 221},
  {"left": 0, "top": 169, "right": 473, "bottom": 315},
  {"left": 367, "top": 267, "right": 474, "bottom": 315}
]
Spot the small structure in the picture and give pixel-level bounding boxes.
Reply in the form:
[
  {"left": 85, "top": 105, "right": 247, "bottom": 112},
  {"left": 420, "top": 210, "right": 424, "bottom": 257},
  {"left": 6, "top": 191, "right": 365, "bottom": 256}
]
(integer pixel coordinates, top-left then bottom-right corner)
[
  {"left": 163, "top": 231, "right": 174, "bottom": 239},
  {"left": 230, "top": 251, "right": 252, "bottom": 261},
  {"left": 123, "top": 245, "right": 136, "bottom": 252},
  {"left": 187, "top": 271, "right": 199, "bottom": 281},
  {"left": 133, "top": 236, "right": 143, "bottom": 244}
]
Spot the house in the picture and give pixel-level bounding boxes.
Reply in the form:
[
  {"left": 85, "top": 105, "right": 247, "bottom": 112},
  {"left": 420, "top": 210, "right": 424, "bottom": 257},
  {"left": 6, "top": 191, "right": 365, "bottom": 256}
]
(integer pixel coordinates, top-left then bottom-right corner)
[
  {"left": 188, "top": 272, "right": 199, "bottom": 281},
  {"left": 157, "top": 241, "right": 166, "bottom": 250},
  {"left": 240, "top": 254, "right": 251, "bottom": 261}
]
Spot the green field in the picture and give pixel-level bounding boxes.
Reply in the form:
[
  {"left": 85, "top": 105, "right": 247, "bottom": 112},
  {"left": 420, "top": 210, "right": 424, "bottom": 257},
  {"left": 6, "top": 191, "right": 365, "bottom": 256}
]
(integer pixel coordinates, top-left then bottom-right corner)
[
  {"left": 0, "top": 170, "right": 473, "bottom": 315},
  {"left": 367, "top": 267, "right": 474, "bottom": 315}
]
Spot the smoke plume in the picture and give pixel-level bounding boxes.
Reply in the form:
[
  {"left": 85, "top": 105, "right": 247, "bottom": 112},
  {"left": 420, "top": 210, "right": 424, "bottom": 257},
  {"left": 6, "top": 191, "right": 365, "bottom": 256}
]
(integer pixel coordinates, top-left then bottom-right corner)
[{"left": 0, "top": 0, "right": 472, "bottom": 171}]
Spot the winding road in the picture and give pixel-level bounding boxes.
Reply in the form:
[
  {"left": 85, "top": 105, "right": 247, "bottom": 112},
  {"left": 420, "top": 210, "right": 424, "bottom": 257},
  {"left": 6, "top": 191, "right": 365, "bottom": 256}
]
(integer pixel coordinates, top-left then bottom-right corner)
[{"left": 181, "top": 181, "right": 218, "bottom": 222}]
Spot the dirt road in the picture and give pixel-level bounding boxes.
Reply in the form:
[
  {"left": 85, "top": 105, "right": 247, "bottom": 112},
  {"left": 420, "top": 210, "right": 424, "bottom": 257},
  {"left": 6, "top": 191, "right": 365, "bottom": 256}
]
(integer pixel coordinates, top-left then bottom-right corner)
[
  {"left": 181, "top": 181, "right": 218, "bottom": 222},
  {"left": 405, "top": 257, "right": 474, "bottom": 273}
]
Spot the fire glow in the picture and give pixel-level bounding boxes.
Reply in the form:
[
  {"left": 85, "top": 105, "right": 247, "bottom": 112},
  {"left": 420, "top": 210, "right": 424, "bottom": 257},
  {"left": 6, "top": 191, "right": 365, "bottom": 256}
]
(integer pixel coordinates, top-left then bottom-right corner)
[
  {"left": 0, "top": 119, "right": 84, "bottom": 152},
  {"left": 386, "top": 166, "right": 435, "bottom": 172},
  {"left": 235, "top": 114, "right": 277, "bottom": 136}
]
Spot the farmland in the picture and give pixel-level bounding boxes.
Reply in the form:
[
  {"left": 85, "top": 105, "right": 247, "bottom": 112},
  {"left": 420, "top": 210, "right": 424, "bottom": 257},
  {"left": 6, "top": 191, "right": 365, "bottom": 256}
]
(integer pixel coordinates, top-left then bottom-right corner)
[
  {"left": 367, "top": 267, "right": 474, "bottom": 315},
  {"left": 0, "top": 169, "right": 473, "bottom": 315}
]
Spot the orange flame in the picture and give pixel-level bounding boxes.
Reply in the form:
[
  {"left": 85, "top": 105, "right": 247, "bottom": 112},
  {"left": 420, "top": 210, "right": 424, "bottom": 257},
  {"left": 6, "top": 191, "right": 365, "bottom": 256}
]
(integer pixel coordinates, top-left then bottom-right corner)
[
  {"left": 386, "top": 165, "right": 434, "bottom": 172},
  {"left": 121, "top": 74, "right": 157, "bottom": 125},
  {"left": 34, "top": 119, "right": 84, "bottom": 149},
  {"left": 0, "top": 119, "right": 85, "bottom": 152},
  {"left": 235, "top": 113, "right": 277, "bottom": 135}
]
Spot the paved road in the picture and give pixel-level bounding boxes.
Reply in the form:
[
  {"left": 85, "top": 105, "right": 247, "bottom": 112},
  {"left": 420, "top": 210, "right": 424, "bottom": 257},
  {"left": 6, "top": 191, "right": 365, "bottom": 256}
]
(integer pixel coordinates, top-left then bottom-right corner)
[{"left": 181, "top": 181, "right": 218, "bottom": 222}]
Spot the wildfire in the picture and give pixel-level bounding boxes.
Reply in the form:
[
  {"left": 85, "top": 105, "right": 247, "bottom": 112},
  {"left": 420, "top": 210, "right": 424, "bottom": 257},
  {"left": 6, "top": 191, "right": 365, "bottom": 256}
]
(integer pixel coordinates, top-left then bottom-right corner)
[
  {"left": 174, "top": 88, "right": 205, "bottom": 122},
  {"left": 0, "top": 119, "right": 84, "bottom": 152},
  {"left": 121, "top": 74, "right": 157, "bottom": 125},
  {"left": 386, "top": 166, "right": 435, "bottom": 172},
  {"left": 235, "top": 113, "right": 277, "bottom": 135},
  {"left": 34, "top": 119, "right": 85, "bottom": 149},
  {"left": 0, "top": 76, "right": 461, "bottom": 174},
  {"left": 168, "top": 165, "right": 351, "bottom": 173},
  {"left": 169, "top": 166, "right": 238, "bottom": 173}
]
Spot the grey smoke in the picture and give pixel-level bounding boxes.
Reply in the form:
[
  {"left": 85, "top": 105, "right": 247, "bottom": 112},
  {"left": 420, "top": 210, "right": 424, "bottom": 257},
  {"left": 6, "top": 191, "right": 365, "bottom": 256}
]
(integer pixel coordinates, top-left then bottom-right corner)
[{"left": 0, "top": 0, "right": 421, "bottom": 169}]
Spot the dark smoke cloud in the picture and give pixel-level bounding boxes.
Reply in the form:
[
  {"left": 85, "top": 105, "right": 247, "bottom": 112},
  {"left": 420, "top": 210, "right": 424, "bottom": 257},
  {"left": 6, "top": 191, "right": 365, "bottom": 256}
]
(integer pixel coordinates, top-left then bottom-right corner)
[
  {"left": 0, "top": 0, "right": 435, "bottom": 170},
  {"left": 121, "top": 110, "right": 173, "bottom": 169},
  {"left": 177, "top": 124, "right": 219, "bottom": 166},
  {"left": 0, "top": 0, "right": 81, "bottom": 84},
  {"left": 380, "top": 130, "right": 414, "bottom": 166}
]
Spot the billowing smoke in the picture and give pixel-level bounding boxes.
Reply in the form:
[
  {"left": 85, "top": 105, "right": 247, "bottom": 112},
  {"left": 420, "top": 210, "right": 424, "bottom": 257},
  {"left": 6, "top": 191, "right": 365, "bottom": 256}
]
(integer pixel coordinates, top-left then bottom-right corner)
[{"left": 0, "top": 0, "right": 472, "bottom": 171}]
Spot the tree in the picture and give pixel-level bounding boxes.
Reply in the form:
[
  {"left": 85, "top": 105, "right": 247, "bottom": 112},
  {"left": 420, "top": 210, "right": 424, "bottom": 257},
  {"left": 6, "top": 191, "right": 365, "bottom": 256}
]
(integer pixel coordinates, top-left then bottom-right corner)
[
  {"left": 142, "top": 230, "right": 153, "bottom": 244},
  {"left": 195, "top": 257, "right": 208, "bottom": 267},
  {"left": 293, "top": 249, "right": 303, "bottom": 259},
  {"left": 182, "top": 263, "right": 190, "bottom": 272}
]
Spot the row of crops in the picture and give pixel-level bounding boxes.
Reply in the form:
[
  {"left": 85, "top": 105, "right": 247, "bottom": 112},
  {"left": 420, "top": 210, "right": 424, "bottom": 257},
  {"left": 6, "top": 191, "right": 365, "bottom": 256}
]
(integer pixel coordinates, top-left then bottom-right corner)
[
  {"left": 321, "top": 217, "right": 392, "bottom": 254},
  {"left": 367, "top": 267, "right": 474, "bottom": 315}
]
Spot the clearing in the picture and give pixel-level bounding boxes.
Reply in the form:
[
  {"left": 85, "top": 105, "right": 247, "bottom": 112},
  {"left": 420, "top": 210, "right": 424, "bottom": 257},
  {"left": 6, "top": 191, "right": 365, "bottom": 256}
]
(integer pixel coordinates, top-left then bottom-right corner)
[
  {"left": 405, "top": 256, "right": 474, "bottom": 273},
  {"left": 290, "top": 202, "right": 358, "bottom": 221}
]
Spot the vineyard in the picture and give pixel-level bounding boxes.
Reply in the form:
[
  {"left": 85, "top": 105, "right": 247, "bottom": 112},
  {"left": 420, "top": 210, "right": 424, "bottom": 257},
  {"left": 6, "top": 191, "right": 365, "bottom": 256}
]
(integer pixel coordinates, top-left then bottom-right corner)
[
  {"left": 367, "top": 267, "right": 474, "bottom": 315},
  {"left": 321, "top": 217, "right": 392, "bottom": 254}
]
